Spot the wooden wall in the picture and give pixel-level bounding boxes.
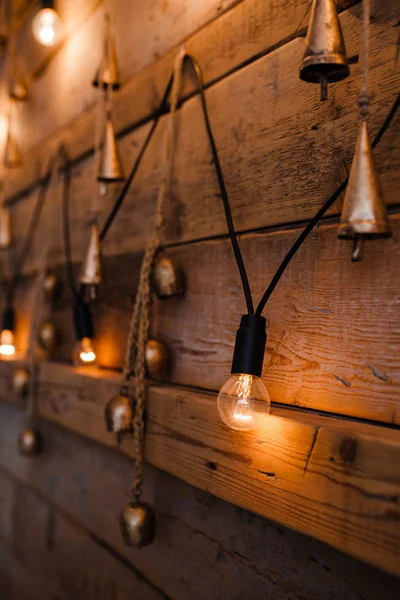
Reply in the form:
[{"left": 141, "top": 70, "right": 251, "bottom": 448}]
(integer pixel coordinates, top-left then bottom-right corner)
[{"left": 0, "top": 0, "right": 399, "bottom": 598}]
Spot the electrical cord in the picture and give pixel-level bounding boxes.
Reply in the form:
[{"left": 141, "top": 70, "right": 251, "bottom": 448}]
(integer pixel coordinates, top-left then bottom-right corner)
[
  {"left": 184, "top": 54, "right": 254, "bottom": 315},
  {"left": 255, "top": 92, "right": 400, "bottom": 315},
  {"left": 99, "top": 74, "right": 174, "bottom": 242}
]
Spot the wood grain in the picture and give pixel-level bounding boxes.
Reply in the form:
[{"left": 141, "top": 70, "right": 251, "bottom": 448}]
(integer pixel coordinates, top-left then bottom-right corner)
[
  {"left": 1, "top": 402, "right": 400, "bottom": 598},
  {"left": 0, "top": 360, "right": 399, "bottom": 575},
  {"left": 4, "top": 0, "right": 399, "bottom": 277},
  {"left": 10, "top": 216, "right": 399, "bottom": 424}
]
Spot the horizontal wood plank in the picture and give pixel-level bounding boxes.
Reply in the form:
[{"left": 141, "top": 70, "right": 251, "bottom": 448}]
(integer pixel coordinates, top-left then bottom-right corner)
[
  {"left": 0, "top": 400, "right": 399, "bottom": 598},
  {"left": 0, "top": 359, "right": 399, "bottom": 575},
  {"left": 10, "top": 215, "right": 399, "bottom": 424}
]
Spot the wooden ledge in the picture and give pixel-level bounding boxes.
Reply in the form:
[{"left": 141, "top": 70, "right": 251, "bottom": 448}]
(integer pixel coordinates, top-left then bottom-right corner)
[{"left": 0, "top": 358, "right": 399, "bottom": 576}]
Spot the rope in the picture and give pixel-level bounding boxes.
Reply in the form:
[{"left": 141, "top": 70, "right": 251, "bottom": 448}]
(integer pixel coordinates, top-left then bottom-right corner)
[
  {"left": 358, "top": 0, "right": 370, "bottom": 119},
  {"left": 121, "top": 47, "right": 185, "bottom": 504}
]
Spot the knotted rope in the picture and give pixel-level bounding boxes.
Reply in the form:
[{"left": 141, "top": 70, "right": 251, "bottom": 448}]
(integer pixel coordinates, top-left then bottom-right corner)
[{"left": 118, "top": 48, "right": 185, "bottom": 504}]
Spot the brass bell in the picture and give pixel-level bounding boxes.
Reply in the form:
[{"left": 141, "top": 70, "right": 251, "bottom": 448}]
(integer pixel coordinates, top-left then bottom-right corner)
[
  {"left": 338, "top": 119, "right": 392, "bottom": 260},
  {"left": 43, "top": 273, "right": 58, "bottom": 301},
  {"left": 79, "top": 222, "right": 102, "bottom": 286},
  {"left": 120, "top": 502, "right": 156, "bottom": 547},
  {"left": 145, "top": 339, "right": 169, "bottom": 381},
  {"left": 0, "top": 203, "right": 12, "bottom": 249},
  {"left": 38, "top": 321, "right": 57, "bottom": 352},
  {"left": 92, "top": 17, "right": 120, "bottom": 90},
  {"left": 12, "top": 367, "right": 30, "bottom": 397},
  {"left": 300, "top": 0, "right": 349, "bottom": 101},
  {"left": 4, "top": 130, "right": 22, "bottom": 168},
  {"left": 151, "top": 256, "right": 185, "bottom": 300},
  {"left": 9, "top": 68, "right": 29, "bottom": 101},
  {"left": 98, "top": 113, "right": 124, "bottom": 182},
  {"left": 105, "top": 394, "right": 134, "bottom": 434},
  {"left": 18, "top": 427, "right": 43, "bottom": 457}
]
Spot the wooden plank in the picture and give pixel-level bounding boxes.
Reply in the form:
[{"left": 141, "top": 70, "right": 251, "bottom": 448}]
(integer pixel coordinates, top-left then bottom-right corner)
[
  {"left": 10, "top": 215, "right": 399, "bottom": 424},
  {"left": 0, "top": 360, "right": 399, "bottom": 575},
  {"left": 0, "top": 470, "right": 166, "bottom": 600},
  {"left": 0, "top": 402, "right": 399, "bottom": 598},
  {"left": 5, "top": 0, "right": 399, "bottom": 275}
]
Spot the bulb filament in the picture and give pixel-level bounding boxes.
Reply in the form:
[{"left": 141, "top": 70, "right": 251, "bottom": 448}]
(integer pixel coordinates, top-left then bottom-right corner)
[
  {"left": 0, "top": 329, "right": 15, "bottom": 357},
  {"left": 233, "top": 374, "right": 253, "bottom": 423}
]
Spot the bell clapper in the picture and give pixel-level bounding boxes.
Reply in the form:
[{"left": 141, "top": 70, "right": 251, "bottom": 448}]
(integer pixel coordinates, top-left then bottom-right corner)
[
  {"left": 320, "top": 75, "right": 328, "bottom": 101},
  {"left": 351, "top": 235, "right": 364, "bottom": 262}
]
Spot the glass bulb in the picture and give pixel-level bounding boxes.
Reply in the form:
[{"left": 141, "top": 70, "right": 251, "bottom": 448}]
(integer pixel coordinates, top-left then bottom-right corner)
[
  {"left": 217, "top": 373, "right": 270, "bottom": 431},
  {"left": 73, "top": 337, "right": 96, "bottom": 366},
  {"left": 0, "top": 329, "right": 15, "bottom": 357},
  {"left": 32, "top": 8, "right": 63, "bottom": 47}
]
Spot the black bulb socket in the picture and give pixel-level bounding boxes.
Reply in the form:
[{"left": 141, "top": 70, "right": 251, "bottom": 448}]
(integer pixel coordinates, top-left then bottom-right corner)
[
  {"left": 231, "top": 314, "right": 267, "bottom": 378},
  {"left": 41, "top": 0, "right": 55, "bottom": 9},
  {"left": 2, "top": 305, "right": 15, "bottom": 332},
  {"left": 73, "top": 301, "right": 95, "bottom": 341}
]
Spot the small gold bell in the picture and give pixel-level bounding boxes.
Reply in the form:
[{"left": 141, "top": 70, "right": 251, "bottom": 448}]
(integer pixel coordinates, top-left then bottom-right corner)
[
  {"left": 18, "top": 428, "right": 43, "bottom": 457},
  {"left": 79, "top": 222, "right": 102, "bottom": 286},
  {"left": 12, "top": 366, "right": 30, "bottom": 397},
  {"left": 120, "top": 502, "right": 156, "bottom": 547},
  {"left": 38, "top": 321, "right": 57, "bottom": 352},
  {"left": 4, "top": 130, "right": 22, "bottom": 168},
  {"left": 43, "top": 273, "right": 58, "bottom": 301},
  {"left": 151, "top": 256, "right": 185, "bottom": 300},
  {"left": 299, "top": 0, "right": 349, "bottom": 101},
  {"left": 145, "top": 339, "right": 169, "bottom": 381},
  {"left": 9, "top": 69, "right": 29, "bottom": 101},
  {"left": 0, "top": 203, "right": 12, "bottom": 249},
  {"left": 92, "top": 16, "right": 120, "bottom": 90},
  {"left": 98, "top": 112, "right": 124, "bottom": 182},
  {"left": 104, "top": 395, "right": 134, "bottom": 434},
  {"left": 338, "top": 119, "right": 392, "bottom": 259}
]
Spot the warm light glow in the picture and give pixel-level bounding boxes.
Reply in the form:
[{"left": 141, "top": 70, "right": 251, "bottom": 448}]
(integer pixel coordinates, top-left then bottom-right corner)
[
  {"left": 0, "top": 329, "right": 15, "bottom": 357},
  {"left": 217, "top": 373, "right": 271, "bottom": 431},
  {"left": 32, "top": 8, "right": 63, "bottom": 47},
  {"left": 79, "top": 337, "right": 96, "bottom": 364}
]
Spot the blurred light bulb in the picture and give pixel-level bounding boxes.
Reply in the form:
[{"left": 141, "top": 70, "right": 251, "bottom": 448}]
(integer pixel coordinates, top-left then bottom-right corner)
[
  {"left": 32, "top": 8, "right": 63, "bottom": 47},
  {"left": 0, "top": 329, "right": 15, "bottom": 357},
  {"left": 217, "top": 373, "right": 270, "bottom": 431},
  {"left": 74, "top": 337, "right": 96, "bottom": 366}
]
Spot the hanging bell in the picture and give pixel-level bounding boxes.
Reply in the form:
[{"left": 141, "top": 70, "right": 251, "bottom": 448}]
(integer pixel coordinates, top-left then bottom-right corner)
[
  {"left": 104, "top": 394, "right": 134, "bottom": 434},
  {"left": 4, "top": 131, "right": 22, "bottom": 168},
  {"left": 9, "top": 69, "right": 29, "bottom": 102},
  {"left": 120, "top": 502, "right": 156, "bottom": 547},
  {"left": 338, "top": 119, "right": 392, "bottom": 260},
  {"left": 79, "top": 222, "right": 102, "bottom": 286},
  {"left": 92, "top": 19, "right": 120, "bottom": 90},
  {"left": 18, "top": 427, "right": 43, "bottom": 457},
  {"left": 43, "top": 273, "right": 58, "bottom": 301},
  {"left": 0, "top": 203, "right": 12, "bottom": 249},
  {"left": 98, "top": 113, "right": 124, "bottom": 182},
  {"left": 37, "top": 321, "right": 57, "bottom": 352},
  {"left": 151, "top": 256, "right": 185, "bottom": 300},
  {"left": 12, "top": 366, "right": 30, "bottom": 397},
  {"left": 145, "top": 339, "right": 169, "bottom": 381},
  {"left": 299, "top": 0, "right": 349, "bottom": 101}
]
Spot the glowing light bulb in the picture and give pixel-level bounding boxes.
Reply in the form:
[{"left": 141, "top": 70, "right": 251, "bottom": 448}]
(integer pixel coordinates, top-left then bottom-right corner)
[
  {"left": 74, "top": 337, "right": 96, "bottom": 366},
  {"left": 0, "top": 329, "right": 15, "bottom": 357},
  {"left": 217, "top": 373, "right": 270, "bottom": 431},
  {"left": 32, "top": 8, "right": 63, "bottom": 47}
]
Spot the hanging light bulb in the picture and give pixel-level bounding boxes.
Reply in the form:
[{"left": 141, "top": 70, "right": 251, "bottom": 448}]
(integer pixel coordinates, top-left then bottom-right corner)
[
  {"left": 217, "top": 315, "right": 270, "bottom": 431},
  {"left": 73, "top": 301, "right": 97, "bottom": 366},
  {"left": 0, "top": 306, "right": 16, "bottom": 358},
  {"left": 32, "top": 1, "right": 63, "bottom": 47}
]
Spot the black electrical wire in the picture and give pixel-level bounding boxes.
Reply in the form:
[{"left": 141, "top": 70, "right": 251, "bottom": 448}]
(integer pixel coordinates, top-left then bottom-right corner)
[
  {"left": 61, "top": 151, "right": 79, "bottom": 300},
  {"left": 255, "top": 92, "right": 400, "bottom": 316},
  {"left": 5, "top": 150, "right": 61, "bottom": 306},
  {"left": 99, "top": 74, "right": 174, "bottom": 242},
  {"left": 184, "top": 54, "right": 254, "bottom": 315}
]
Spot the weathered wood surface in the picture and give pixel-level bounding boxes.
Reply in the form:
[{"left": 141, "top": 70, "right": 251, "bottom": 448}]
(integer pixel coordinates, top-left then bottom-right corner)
[
  {"left": 1, "top": 404, "right": 399, "bottom": 599},
  {"left": 1, "top": 360, "right": 399, "bottom": 575},
  {"left": 5, "top": 0, "right": 399, "bottom": 278},
  {"left": 8, "top": 216, "right": 398, "bottom": 424},
  {"left": 0, "top": 471, "right": 166, "bottom": 600}
]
